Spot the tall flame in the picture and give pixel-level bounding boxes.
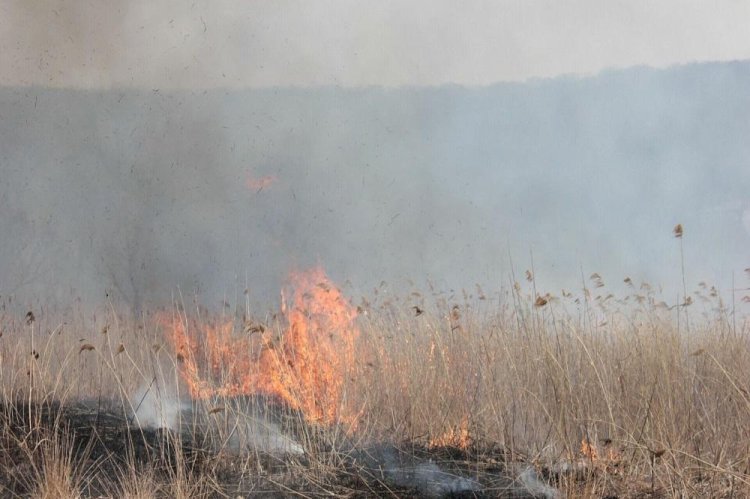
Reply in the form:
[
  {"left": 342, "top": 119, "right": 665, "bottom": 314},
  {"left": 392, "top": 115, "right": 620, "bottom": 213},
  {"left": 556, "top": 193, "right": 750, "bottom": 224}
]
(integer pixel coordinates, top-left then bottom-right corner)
[{"left": 163, "top": 266, "right": 359, "bottom": 427}]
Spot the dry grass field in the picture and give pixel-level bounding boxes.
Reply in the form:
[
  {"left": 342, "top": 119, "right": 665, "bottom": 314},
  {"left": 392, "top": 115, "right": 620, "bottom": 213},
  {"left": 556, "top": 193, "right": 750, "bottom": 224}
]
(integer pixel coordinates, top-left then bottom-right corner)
[{"left": 0, "top": 266, "right": 749, "bottom": 498}]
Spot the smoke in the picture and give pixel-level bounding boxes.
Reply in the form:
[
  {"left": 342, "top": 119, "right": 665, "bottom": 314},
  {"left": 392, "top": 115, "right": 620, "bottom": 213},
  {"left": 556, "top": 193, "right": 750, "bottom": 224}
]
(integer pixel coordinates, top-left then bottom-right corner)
[
  {"left": 1, "top": 62, "right": 749, "bottom": 311},
  {"left": 361, "top": 445, "right": 480, "bottom": 498},
  {"left": 358, "top": 445, "right": 564, "bottom": 498},
  {"left": 221, "top": 413, "right": 304, "bottom": 455},
  {"left": 3, "top": 1, "right": 750, "bottom": 88},
  {"left": 129, "top": 385, "right": 304, "bottom": 455},
  {"left": 385, "top": 460, "right": 480, "bottom": 498},
  {"left": 130, "top": 382, "right": 187, "bottom": 430},
  {"left": 517, "top": 468, "right": 561, "bottom": 499},
  {"left": 208, "top": 397, "right": 305, "bottom": 455}
]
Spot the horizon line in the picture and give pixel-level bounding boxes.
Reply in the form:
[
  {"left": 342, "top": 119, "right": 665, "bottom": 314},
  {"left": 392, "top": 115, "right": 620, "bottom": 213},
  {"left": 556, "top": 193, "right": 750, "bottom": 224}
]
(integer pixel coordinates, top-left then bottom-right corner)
[{"left": 3, "top": 58, "right": 749, "bottom": 93}]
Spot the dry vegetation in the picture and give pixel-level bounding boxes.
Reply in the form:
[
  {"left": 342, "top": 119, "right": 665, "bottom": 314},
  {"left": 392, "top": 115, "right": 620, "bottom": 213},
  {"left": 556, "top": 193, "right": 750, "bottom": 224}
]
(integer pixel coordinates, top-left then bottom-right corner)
[{"left": 0, "top": 268, "right": 749, "bottom": 498}]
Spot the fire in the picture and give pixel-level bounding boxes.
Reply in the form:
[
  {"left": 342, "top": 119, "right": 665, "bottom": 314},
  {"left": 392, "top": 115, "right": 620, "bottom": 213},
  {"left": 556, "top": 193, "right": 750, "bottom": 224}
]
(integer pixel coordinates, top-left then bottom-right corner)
[
  {"left": 580, "top": 438, "right": 621, "bottom": 470},
  {"left": 429, "top": 417, "right": 471, "bottom": 449},
  {"left": 167, "top": 317, "right": 256, "bottom": 399},
  {"left": 580, "top": 438, "right": 598, "bottom": 461},
  {"left": 246, "top": 174, "right": 276, "bottom": 192},
  {"left": 163, "top": 266, "right": 360, "bottom": 427},
  {"left": 257, "top": 267, "right": 360, "bottom": 425}
]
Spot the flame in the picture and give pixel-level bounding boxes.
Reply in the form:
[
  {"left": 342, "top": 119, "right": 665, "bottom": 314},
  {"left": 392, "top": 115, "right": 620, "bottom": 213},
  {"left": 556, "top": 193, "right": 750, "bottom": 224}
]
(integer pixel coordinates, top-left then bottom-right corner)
[
  {"left": 580, "top": 438, "right": 621, "bottom": 469},
  {"left": 429, "top": 417, "right": 471, "bottom": 449},
  {"left": 163, "top": 266, "right": 360, "bottom": 427},
  {"left": 246, "top": 174, "right": 276, "bottom": 192},
  {"left": 166, "top": 317, "right": 256, "bottom": 399},
  {"left": 580, "top": 439, "right": 598, "bottom": 461}
]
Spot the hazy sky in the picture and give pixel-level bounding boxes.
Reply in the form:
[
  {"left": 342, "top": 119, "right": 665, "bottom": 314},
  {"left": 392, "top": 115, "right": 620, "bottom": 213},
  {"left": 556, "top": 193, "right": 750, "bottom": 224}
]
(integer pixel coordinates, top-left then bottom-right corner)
[
  {"left": 3, "top": 0, "right": 750, "bottom": 88},
  {"left": 1, "top": 2, "right": 748, "bottom": 311}
]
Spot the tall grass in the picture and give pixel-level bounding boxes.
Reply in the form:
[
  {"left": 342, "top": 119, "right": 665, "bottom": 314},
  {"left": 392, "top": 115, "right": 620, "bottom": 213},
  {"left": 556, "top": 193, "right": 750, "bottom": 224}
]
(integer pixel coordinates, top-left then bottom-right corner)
[{"left": 0, "top": 274, "right": 748, "bottom": 497}]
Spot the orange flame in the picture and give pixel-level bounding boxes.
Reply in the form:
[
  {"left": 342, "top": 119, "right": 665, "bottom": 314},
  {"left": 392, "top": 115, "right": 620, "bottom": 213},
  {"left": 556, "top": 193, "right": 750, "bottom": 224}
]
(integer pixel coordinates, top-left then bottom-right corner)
[
  {"left": 580, "top": 438, "right": 621, "bottom": 469},
  {"left": 163, "top": 266, "right": 360, "bottom": 427},
  {"left": 246, "top": 174, "right": 276, "bottom": 192},
  {"left": 429, "top": 417, "right": 471, "bottom": 449},
  {"left": 167, "top": 317, "right": 256, "bottom": 399},
  {"left": 580, "top": 438, "right": 598, "bottom": 461}
]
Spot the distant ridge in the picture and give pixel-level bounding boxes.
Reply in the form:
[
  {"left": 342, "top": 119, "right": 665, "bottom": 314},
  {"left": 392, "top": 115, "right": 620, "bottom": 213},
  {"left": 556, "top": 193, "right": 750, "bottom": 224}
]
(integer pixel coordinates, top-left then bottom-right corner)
[
  {"left": 2, "top": 58, "right": 750, "bottom": 92},
  {"left": 1, "top": 59, "right": 748, "bottom": 309}
]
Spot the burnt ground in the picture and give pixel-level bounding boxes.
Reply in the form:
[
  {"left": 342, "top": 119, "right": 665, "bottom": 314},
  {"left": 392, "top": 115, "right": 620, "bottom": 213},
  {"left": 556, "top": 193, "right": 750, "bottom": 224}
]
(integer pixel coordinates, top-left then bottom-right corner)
[{"left": 0, "top": 399, "right": 652, "bottom": 498}]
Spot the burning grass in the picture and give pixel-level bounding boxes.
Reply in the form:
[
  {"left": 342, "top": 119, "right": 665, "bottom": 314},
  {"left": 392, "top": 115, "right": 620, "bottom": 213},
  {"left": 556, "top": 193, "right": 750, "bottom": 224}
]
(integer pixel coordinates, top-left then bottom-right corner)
[
  {"left": 164, "top": 267, "right": 360, "bottom": 428},
  {"left": 0, "top": 268, "right": 749, "bottom": 497}
]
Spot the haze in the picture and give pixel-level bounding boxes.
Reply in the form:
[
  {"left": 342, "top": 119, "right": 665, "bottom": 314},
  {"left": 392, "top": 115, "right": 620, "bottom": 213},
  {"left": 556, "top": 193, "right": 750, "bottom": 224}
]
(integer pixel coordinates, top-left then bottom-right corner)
[
  {"left": 3, "top": 1, "right": 750, "bottom": 88},
  {"left": 1, "top": 1, "right": 748, "bottom": 311}
]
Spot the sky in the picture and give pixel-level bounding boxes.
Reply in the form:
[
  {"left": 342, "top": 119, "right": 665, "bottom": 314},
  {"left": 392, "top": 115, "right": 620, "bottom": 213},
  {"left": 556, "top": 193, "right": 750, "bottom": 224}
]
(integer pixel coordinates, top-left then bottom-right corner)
[{"left": 3, "top": 0, "right": 750, "bottom": 88}]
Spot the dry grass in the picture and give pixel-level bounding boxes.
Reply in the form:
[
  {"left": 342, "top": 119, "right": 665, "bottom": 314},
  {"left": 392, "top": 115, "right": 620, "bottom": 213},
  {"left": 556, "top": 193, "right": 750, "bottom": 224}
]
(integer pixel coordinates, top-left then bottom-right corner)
[
  {"left": 350, "top": 278, "right": 750, "bottom": 494},
  {"left": 0, "top": 274, "right": 748, "bottom": 497}
]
